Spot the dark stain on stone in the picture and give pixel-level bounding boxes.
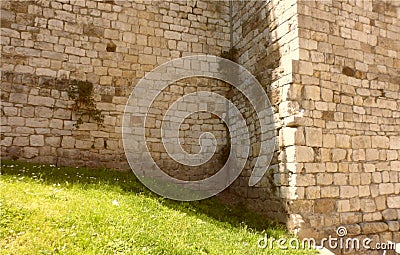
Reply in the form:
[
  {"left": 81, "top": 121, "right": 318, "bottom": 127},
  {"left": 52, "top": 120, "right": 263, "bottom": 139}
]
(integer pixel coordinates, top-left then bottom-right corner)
[
  {"left": 106, "top": 42, "right": 117, "bottom": 52},
  {"left": 101, "top": 94, "right": 113, "bottom": 103},
  {"left": 342, "top": 66, "right": 355, "bottom": 77},
  {"left": 322, "top": 111, "right": 335, "bottom": 121}
]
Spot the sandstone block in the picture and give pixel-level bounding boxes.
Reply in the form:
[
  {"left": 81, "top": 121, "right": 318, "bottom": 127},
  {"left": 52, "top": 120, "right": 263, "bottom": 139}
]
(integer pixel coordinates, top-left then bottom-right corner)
[
  {"left": 23, "top": 147, "right": 38, "bottom": 159},
  {"left": 30, "top": 135, "right": 44, "bottom": 147},
  {"left": 45, "top": 137, "right": 61, "bottom": 147},
  {"left": 320, "top": 186, "right": 339, "bottom": 197},
  {"left": 286, "top": 146, "right": 314, "bottom": 162},
  {"left": 389, "top": 136, "right": 400, "bottom": 149},
  {"left": 295, "top": 174, "right": 316, "bottom": 186},
  {"left": 48, "top": 19, "right": 64, "bottom": 30},
  {"left": 15, "top": 65, "right": 35, "bottom": 73},
  {"left": 340, "top": 186, "right": 358, "bottom": 198},
  {"left": 331, "top": 148, "right": 346, "bottom": 161},
  {"left": 360, "top": 222, "right": 388, "bottom": 234},
  {"left": 8, "top": 117, "right": 25, "bottom": 126},
  {"left": 305, "top": 127, "right": 322, "bottom": 147},
  {"left": 298, "top": 61, "right": 313, "bottom": 75},
  {"left": 35, "top": 107, "right": 53, "bottom": 118},
  {"left": 164, "top": 31, "right": 181, "bottom": 40},
  {"left": 365, "top": 149, "right": 379, "bottom": 161},
  {"left": 382, "top": 209, "right": 398, "bottom": 220},
  {"left": 387, "top": 221, "right": 399, "bottom": 231},
  {"left": 323, "top": 134, "right": 335, "bottom": 148},
  {"left": 352, "top": 136, "right": 371, "bottom": 149},
  {"left": 26, "top": 118, "right": 49, "bottom": 128},
  {"left": 379, "top": 183, "right": 394, "bottom": 195},
  {"left": 13, "top": 137, "right": 29, "bottom": 146},
  {"left": 336, "top": 134, "right": 350, "bottom": 148},
  {"left": 372, "top": 136, "right": 389, "bottom": 149},
  {"left": 316, "top": 173, "right": 333, "bottom": 185},
  {"left": 61, "top": 136, "right": 75, "bottom": 149},
  {"left": 53, "top": 108, "right": 71, "bottom": 119},
  {"left": 280, "top": 127, "right": 305, "bottom": 146},
  {"left": 28, "top": 95, "right": 55, "bottom": 107},
  {"left": 75, "top": 140, "right": 92, "bottom": 149},
  {"left": 387, "top": 196, "right": 400, "bottom": 208},
  {"left": 360, "top": 198, "right": 376, "bottom": 212},
  {"left": 303, "top": 86, "right": 320, "bottom": 100},
  {"left": 9, "top": 93, "right": 28, "bottom": 104}
]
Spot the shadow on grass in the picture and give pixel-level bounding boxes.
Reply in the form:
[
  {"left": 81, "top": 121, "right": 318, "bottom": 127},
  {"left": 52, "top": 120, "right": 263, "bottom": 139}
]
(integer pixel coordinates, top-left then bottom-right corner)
[{"left": 0, "top": 159, "right": 286, "bottom": 237}]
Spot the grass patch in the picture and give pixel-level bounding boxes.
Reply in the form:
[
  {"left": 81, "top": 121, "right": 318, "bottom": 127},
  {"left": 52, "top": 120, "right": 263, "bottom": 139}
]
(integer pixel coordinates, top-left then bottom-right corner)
[{"left": 0, "top": 160, "right": 314, "bottom": 254}]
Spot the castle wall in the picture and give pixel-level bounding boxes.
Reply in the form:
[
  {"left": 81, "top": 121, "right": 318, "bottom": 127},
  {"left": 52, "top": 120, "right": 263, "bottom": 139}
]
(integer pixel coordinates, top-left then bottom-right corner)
[
  {"left": 1, "top": 0, "right": 399, "bottom": 249},
  {"left": 230, "top": 0, "right": 300, "bottom": 226},
  {"left": 1, "top": 0, "right": 230, "bottom": 170},
  {"left": 291, "top": 0, "right": 400, "bottom": 248}
]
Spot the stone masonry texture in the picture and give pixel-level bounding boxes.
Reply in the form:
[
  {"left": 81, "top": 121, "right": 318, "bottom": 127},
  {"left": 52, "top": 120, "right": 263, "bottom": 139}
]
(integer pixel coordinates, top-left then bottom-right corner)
[{"left": 1, "top": 0, "right": 399, "bottom": 251}]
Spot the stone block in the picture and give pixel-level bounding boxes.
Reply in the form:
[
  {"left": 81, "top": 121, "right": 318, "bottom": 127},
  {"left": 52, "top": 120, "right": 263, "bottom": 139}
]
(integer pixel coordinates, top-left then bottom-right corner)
[
  {"left": 26, "top": 118, "right": 49, "bottom": 128},
  {"left": 335, "top": 134, "right": 350, "bottom": 148},
  {"left": 387, "top": 196, "right": 400, "bottom": 208},
  {"left": 340, "top": 186, "right": 358, "bottom": 198},
  {"left": 296, "top": 173, "right": 316, "bottom": 186},
  {"left": 352, "top": 136, "right": 371, "bottom": 149},
  {"left": 286, "top": 146, "right": 314, "bottom": 162},
  {"left": 30, "top": 135, "right": 44, "bottom": 146},
  {"left": 359, "top": 222, "right": 388, "bottom": 234},
  {"left": 360, "top": 198, "right": 376, "bottom": 212},
  {"left": 365, "top": 149, "right": 379, "bottom": 161},
  {"left": 305, "top": 127, "right": 322, "bottom": 147},
  {"left": 298, "top": 61, "right": 313, "bottom": 75},
  {"left": 8, "top": 117, "right": 25, "bottom": 126},
  {"left": 61, "top": 136, "right": 75, "bottom": 149},
  {"left": 379, "top": 183, "right": 394, "bottom": 195},
  {"left": 303, "top": 86, "right": 320, "bottom": 100},
  {"left": 35, "top": 107, "right": 53, "bottom": 118},
  {"left": 23, "top": 147, "right": 38, "bottom": 159},
  {"left": 382, "top": 209, "right": 398, "bottom": 220},
  {"left": 9, "top": 93, "right": 28, "bottom": 104},
  {"left": 389, "top": 136, "right": 400, "bottom": 149},
  {"left": 280, "top": 127, "right": 305, "bottom": 146},
  {"left": 28, "top": 95, "right": 55, "bottom": 107},
  {"left": 21, "top": 107, "right": 34, "bottom": 117},
  {"left": 331, "top": 149, "right": 346, "bottom": 162},
  {"left": 53, "top": 108, "right": 71, "bottom": 119},
  {"left": 387, "top": 221, "right": 399, "bottom": 231},
  {"left": 75, "top": 140, "right": 92, "bottom": 149},
  {"left": 48, "top": 19, "right": 64, "bottom": 30},
  {"left": 45, "top": 137, "right": 61, "bottom": 147},
  {"left": 13, "top": 137, "right": 29, "bottom": 146}
]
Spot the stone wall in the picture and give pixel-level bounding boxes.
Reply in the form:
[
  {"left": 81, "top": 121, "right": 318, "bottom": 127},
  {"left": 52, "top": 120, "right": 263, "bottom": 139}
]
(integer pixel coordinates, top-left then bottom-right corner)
[
  {"left": 1, "top": 0, "right": 399, "bottom": 249},
  {"left": 229, "top": 0, "right": 300, "bottom": 224},
  {"left": 1, "top": 0, "right": 230, "bottom": 170},
  {"left": 290, "top": 0, "right": 400, "bottom": 249},
  {"left": 230, "top": 0, "right": 400, "bottom": 251}
]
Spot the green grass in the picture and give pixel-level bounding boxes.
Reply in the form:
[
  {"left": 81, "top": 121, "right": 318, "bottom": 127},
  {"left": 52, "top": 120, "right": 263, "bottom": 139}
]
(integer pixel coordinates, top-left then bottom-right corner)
[{"left": 0, "top": 160, "right": 314, "bottom": 255}]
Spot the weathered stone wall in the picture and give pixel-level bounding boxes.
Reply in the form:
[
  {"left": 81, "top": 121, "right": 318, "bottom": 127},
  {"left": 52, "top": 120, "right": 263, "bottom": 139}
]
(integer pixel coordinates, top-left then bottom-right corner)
[
  {"left": 290, "top": 0, "right": 400, "bottom": 248},
  {"left": 230, "top": 0, "right": 300, "bottom": 225},
  {"left": 1, "top": 0, "right": 399, "bottom": 248},
  {"left": 230, "top": 0, "right": 400, "bottom": 250},
  {"left": 1, "top": 0, "right": 230, "bottom": 170}
]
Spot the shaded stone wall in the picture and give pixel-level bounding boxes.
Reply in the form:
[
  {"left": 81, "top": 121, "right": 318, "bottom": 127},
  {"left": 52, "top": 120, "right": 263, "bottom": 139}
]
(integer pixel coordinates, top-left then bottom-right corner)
[{"left": 229, "top": 0, "right": 300, "bottom": 226}]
